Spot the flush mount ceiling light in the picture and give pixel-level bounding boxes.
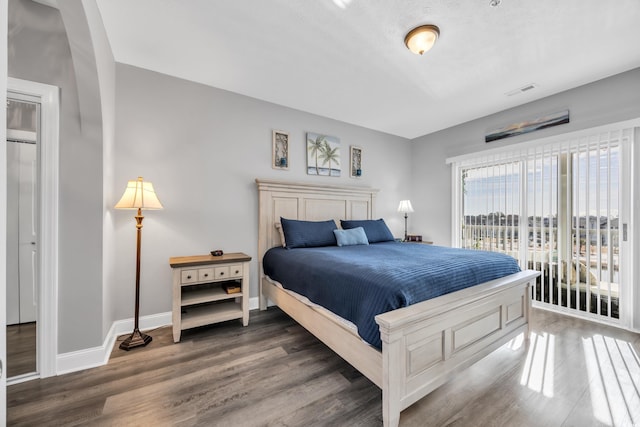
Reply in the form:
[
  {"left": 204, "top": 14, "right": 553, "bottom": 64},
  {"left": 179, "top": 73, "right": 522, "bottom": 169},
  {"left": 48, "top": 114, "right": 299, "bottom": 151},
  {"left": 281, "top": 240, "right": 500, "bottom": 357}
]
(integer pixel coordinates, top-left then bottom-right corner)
[{"left": 404, "top": 24, "right": 440, "bottom": 55}]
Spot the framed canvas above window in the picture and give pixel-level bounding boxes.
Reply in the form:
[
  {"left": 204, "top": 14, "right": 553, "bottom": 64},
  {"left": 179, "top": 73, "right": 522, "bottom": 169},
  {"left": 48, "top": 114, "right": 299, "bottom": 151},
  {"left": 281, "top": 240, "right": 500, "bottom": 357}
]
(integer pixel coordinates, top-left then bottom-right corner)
[{"left": 485, "top": 110, "right": 570, "bottom": 143}]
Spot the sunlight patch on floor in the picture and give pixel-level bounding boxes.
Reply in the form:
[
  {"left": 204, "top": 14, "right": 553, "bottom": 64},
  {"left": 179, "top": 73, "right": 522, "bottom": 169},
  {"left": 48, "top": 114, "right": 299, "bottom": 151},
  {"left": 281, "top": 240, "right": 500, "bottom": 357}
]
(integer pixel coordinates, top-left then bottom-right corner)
[
  {"left": 520, "top": 332, "right": 555, "bottom": 397},
  {"left": 583, "top": 335, "right": 640, "bottom": 427},
  {"left": 506, "top": 331, "right": 526, "bottom": 351}
]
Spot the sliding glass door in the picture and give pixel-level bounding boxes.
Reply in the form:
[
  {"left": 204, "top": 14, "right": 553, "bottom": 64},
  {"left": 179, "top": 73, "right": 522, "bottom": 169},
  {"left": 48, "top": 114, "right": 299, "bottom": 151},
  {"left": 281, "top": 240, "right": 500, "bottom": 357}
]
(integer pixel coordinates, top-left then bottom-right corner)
[{"left": 455, "top": 128, "right": 633, "bottom": 324}]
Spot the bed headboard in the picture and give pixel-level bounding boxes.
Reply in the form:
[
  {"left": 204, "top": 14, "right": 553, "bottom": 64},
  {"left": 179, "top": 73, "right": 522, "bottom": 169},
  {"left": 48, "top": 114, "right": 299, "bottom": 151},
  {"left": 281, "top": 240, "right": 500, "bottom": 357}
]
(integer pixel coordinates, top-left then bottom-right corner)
[{"left": 256, "top": 179, "right": 379, "bottom": 263}]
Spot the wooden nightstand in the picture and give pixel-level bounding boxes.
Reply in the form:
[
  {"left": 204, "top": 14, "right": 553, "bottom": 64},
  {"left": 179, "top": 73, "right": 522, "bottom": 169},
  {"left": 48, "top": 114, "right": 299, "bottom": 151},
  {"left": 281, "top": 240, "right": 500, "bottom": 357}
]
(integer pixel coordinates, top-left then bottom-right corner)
[{"left": 169, "top": 252, "right": 251, "bottom": 343}]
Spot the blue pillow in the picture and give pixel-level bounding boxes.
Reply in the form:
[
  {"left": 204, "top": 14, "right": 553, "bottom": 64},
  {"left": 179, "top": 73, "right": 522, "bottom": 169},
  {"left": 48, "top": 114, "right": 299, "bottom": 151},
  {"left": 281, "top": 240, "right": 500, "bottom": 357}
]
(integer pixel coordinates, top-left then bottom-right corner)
[
  {"left": 340, "top": 219, "right": 395, "bottom": 243},
  {"left": 280, "top": 217, "right": 337, "bottom": 249},
  {"left": 333, "top": 227, "right": 369, "bottom": 247}
]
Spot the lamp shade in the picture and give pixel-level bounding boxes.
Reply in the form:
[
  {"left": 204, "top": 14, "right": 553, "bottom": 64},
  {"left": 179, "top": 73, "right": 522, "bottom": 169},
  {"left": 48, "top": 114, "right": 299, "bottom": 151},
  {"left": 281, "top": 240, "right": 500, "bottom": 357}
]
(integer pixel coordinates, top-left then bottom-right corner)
[
  {"left": 115, "top": 176, "right": 163, "bottom": 210},
  {"left": 404, "top": 25, "right": 440, "bottom": 55},
  {"left": 397, "top": 200, "right": 414, "bottom": 213}
]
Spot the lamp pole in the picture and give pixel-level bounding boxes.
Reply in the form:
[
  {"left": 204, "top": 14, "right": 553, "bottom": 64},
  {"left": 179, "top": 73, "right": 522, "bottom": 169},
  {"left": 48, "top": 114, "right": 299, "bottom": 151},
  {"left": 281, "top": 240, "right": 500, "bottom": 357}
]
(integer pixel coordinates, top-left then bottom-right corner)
[
  {"left": 404, "top": 212, "right": 409, "bottom": 242},
  {"left": 119, "top": 207, "right": 152, "bottom": 350},
  {"left": 115, "top": 177, "right": 162, "bottom": 350}
]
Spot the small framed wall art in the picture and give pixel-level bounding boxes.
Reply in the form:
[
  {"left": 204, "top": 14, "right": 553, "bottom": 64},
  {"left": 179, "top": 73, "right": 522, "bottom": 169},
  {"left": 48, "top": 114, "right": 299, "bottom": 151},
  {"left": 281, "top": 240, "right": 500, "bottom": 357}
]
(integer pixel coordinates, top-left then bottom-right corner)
[
  {"left": 350, "top": 145, "right": 362, "bottom": 178},
  {"left": 272, "top": 130, "right": 289, "bottom": 170}
]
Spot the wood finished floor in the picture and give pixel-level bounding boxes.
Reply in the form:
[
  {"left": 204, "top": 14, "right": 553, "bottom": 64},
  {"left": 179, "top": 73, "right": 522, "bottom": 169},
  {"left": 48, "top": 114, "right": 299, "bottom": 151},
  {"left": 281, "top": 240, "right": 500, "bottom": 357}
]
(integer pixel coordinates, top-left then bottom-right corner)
[
  {"left": 7, "top": 308, "right": 640, "bottom": 426},
  {"left": 6, "top": 322, "right": 36, "bottom": 378}
]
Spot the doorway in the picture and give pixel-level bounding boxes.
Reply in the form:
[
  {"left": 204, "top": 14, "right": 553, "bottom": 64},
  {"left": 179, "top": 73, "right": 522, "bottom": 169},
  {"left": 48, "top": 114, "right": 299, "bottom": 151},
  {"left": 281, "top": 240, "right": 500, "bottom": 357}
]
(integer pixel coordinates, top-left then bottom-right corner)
[
  {"left": 6, "top": 77, "right": 59, "bottom": 383},
  {"left": 6, "top": 97, "right": 39, "bottom": 378}
]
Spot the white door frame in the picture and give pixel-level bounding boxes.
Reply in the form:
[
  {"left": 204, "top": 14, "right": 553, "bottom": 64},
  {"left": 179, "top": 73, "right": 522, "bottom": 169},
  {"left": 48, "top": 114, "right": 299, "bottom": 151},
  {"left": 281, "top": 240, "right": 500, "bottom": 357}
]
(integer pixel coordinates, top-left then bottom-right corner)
[
  {"left": 7, "top": 77, "right": 59, "bottom": 380},
  {"left": 1, "top": 4, "right": 7, "bottom": 416}
]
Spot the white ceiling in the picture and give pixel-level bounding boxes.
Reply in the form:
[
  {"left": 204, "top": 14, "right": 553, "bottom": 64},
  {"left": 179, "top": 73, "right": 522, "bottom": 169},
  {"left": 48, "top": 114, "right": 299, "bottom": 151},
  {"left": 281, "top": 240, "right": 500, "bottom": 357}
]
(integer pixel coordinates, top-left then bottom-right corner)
[{"left": 95, "top": 0, "right": 640, "bottom": 139}]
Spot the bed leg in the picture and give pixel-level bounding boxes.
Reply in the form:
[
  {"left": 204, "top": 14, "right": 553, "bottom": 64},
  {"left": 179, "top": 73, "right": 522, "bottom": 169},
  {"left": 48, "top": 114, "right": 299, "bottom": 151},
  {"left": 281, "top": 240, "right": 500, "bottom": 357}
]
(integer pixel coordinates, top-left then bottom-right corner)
[
  {"left": 524, "top": 280, "right": 533, "bottom": 340},
  {"left": 381, "top": 334, "right": 403, "bottom": 427},
  {"left": 382, "top": 396, "right": 400, "bottom": 427},
  {"left": 259, "top": 277, "right": 268, "bottom": 310}
]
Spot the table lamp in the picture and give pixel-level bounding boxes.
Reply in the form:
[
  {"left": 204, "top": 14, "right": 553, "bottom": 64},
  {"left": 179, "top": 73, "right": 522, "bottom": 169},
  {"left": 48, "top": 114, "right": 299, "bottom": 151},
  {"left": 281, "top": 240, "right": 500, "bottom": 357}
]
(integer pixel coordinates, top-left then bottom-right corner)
[{"left": 397, "top": 200, "right": 414, "bottom": 242}]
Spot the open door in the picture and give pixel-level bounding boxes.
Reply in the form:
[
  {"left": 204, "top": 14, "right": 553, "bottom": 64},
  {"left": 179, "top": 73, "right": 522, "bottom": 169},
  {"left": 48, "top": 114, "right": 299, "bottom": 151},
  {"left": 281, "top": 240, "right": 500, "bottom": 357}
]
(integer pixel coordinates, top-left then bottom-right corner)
[{"left": 6, "top": 99, "right": 39, "bottom": 378}]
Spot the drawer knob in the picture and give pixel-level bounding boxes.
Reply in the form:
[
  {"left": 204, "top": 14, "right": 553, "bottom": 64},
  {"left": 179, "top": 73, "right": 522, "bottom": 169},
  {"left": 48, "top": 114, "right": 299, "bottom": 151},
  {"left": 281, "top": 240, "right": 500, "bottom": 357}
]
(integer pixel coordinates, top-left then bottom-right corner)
[
  {"left": 220, "top": 272, "right": 225, "bottom": 276},
  {"left": 187, "top": 275, "right": 192, "bottom": 279},
  {"left": 204, "top": 273, "right": 209, "bottom": 277},
  {"left": 235, "top": 270, "right": 239, "bottom": 274}
]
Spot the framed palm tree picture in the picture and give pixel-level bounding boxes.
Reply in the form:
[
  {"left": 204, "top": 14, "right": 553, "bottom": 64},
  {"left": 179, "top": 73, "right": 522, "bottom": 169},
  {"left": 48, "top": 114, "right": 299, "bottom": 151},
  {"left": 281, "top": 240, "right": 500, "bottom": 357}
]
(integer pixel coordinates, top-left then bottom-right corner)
[{"left": 306, "top": 132, "right": 340, "bottom": 176}]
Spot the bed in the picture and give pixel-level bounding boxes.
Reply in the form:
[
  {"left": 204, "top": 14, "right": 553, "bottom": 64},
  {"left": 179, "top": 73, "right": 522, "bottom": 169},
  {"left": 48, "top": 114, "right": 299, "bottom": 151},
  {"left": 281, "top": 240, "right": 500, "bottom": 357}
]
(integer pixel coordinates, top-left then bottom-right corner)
[{"left": 256, "top": 179, "right": 540, "bottom": 427}]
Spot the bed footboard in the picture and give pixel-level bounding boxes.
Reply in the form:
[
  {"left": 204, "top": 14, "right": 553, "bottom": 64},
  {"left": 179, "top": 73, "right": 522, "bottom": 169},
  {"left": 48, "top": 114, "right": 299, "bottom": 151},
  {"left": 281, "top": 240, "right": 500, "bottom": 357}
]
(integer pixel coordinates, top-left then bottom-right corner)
[{"left": 376, "top": 269, "right": 539, "bottom": 427}]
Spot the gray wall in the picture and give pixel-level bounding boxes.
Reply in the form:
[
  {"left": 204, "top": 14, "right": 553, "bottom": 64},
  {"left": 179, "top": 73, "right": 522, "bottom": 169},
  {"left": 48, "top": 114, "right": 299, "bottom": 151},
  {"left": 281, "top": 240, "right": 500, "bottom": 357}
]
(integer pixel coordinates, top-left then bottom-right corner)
[
  {"left": 78, "top": 0, "right": 118, "bottom": 339},
  {"left": 410, "top": 67, "right": 640, "bottom": 246},
  {"left": 113, "top": 64, "right": 412, "bottom": 320},
  {"left": 8, "top": 0, "right": 105, "bottom": 352}
]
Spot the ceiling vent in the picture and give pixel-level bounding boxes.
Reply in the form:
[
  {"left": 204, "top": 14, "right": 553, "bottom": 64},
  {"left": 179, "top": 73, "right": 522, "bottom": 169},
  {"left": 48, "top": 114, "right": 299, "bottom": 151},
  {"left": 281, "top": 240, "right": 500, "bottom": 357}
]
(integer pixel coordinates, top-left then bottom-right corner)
[{"left": 505, "top": 83, "right": 538, "bottom": 96}]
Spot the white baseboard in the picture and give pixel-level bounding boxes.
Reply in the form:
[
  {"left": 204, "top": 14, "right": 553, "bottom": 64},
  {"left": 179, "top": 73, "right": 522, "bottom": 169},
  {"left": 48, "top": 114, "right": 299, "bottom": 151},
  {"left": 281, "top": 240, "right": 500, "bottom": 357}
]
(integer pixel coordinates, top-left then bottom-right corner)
[
  {"left": 56, "top": 299, "right": 263, "bottom": 375},
  {"left": 6, "top": 372, "right": 40, "bottom": 386},
  {"left": 56, "top": 311, "right": 172, "bottom": 375}
]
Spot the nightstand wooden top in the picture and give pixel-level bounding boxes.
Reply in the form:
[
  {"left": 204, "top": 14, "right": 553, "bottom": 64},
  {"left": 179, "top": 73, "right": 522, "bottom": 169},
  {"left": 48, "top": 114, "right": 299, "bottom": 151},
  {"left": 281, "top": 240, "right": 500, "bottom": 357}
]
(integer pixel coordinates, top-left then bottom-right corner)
[{"left": 169, "top": 252, "right": 251, "bottom": 268}]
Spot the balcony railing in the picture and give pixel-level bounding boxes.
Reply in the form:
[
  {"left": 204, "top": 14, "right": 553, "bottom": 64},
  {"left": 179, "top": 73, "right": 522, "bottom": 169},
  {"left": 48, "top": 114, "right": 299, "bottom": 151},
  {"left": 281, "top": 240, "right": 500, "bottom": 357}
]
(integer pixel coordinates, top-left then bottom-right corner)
[{"left": 461, "top": 223, "right": 619, "bottom": 319}]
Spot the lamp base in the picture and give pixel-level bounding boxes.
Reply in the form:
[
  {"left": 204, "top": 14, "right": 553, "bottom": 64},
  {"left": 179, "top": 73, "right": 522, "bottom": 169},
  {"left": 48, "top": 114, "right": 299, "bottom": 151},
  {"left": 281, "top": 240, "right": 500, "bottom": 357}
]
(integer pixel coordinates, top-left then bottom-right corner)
[{"left": 119, "top": 328, "right": 152, "bottom": 351}]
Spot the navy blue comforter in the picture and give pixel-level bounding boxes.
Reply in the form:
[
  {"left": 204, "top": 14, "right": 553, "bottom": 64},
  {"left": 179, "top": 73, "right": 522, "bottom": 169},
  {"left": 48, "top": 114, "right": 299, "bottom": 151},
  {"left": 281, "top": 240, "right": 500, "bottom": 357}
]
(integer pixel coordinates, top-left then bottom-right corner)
[{"left": 263, "top": 242, "right": 520, "bottom": 349}]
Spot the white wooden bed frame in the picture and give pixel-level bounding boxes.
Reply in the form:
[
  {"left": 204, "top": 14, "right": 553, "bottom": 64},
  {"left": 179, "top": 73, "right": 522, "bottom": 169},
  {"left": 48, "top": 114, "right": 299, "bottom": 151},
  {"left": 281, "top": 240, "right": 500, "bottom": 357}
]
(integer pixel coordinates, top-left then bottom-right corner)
[{"left": 256, "top": 179, "right": 539, "bottom": 427}]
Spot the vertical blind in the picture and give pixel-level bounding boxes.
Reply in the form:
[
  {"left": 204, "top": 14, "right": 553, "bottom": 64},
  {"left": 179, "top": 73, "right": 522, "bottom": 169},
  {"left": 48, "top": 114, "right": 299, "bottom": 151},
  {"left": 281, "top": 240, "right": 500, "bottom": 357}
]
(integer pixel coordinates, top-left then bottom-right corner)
[{"left": 453, "top": 128, "right": 633, "bottom": 322}]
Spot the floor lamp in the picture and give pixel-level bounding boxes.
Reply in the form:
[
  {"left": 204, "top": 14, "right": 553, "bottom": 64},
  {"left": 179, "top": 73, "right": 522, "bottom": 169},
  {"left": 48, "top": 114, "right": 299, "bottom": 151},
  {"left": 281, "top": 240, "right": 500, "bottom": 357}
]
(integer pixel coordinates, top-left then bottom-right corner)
[
  {"left": 115, "top": 176, "right": 163, "bottom": 350},
  {"left": 397, "top": 200, "right": 414, "bottom": 242}
]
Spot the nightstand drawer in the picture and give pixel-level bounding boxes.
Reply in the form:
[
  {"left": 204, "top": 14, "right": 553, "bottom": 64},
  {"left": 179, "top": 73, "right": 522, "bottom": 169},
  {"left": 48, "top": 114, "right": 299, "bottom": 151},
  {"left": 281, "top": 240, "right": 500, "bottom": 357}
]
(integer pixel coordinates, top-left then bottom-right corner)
[
  {"left": 198, "top": 268, "right": 214, "bottom": 281},
  {"left": 181, "top": 269, "right": 198, "bottom": 284},
  {"left": 214, "top": 266, "right": 230, "bottom": 280},
  {"left": 228, "top": 264, "right": 243, "bottom": 278}
]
